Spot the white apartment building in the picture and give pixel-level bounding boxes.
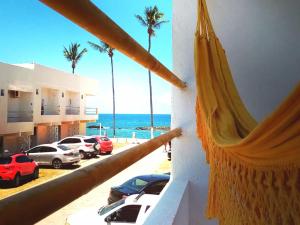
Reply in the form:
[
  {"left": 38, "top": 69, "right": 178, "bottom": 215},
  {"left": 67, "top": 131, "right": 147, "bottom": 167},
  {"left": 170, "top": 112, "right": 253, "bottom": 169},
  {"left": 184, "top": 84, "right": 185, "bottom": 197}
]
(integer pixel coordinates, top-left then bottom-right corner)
[{"left": 0, "top": 62, "right": 99, "bottom": 154}]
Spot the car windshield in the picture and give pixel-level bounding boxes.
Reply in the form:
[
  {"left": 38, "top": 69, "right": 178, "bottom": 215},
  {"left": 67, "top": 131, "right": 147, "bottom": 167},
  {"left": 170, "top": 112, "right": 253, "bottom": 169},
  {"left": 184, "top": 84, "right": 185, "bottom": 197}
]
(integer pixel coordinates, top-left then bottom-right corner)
[
  {"left": 57, "top": 145, "right": 71, "bottom": 151},
  {"left": 98, "top": 199, "right": 125, "bottom": 216},
  {"left": 84, "top": 138, "right": 97, "bottom": 143},
  {"left": 0, "top": 157, "right": 12, "bottom": 164},
  {"left": 100, "top": 137, "right": 109, "bottom": 141},
  {"left": 122, "top": 177, "right": 149, "bottom": 192}
]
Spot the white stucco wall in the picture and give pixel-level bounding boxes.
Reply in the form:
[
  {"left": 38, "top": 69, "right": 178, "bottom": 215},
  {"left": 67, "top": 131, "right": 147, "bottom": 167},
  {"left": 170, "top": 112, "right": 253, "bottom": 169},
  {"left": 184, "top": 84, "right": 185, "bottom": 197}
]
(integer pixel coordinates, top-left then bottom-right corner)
[
  {"left": 206, "top": 0, "right": 300, "bottom": 121},
  {"left": 171, "top": 0, "right": 217, "bottom": 224},
  {"left": 0, "top": 62, "right": 99, "bottom": 135}
]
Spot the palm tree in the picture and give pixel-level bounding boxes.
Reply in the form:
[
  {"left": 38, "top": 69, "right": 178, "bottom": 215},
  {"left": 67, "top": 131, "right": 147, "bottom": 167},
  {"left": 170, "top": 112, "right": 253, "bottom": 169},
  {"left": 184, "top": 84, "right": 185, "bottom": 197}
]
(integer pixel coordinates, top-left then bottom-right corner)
[
  {"left": 135, "top": 6, "right": 168, "bottom": 138},
  {"left": 88, "top": 40, "right": 116, "bottom": 138},
  {"left": 63, "top": 43, "right": 87, "bottom": 74}
]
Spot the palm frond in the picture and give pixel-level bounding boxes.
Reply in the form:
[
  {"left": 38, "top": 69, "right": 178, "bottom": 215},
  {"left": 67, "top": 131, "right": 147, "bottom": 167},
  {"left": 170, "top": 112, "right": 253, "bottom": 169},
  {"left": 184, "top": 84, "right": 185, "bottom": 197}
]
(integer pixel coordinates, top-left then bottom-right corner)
[
  {"left": 88, "top": 41, "right": 106, "bottom": 53},
  {"left": 63, "top": 42, "right": 87, "bottom": 73},
  {"left": 100, "top": 41, "right": 110, "bottom": 51},
  {"left": 137, "top": 5, "right": 168, "bottom": 33},
  {"left": 63, "top": 47, "right": 72, "bottom": 61},
  {"left": 75, "top": 48, "right": 87, "bottom": 61},
  {"left": 153, "top": 20, "right": 169, "bottom": 29},
  {"left": 89, "top": 40, "right": 114, "bottom": 56},
  {"left": 135, "top": 15, "right": 147, "bottom": 27}
]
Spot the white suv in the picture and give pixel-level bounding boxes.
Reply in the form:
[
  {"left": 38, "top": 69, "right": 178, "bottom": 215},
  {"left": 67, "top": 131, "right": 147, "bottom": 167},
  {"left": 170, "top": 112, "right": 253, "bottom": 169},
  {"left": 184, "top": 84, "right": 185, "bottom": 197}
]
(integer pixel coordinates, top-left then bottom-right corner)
[{"left": 53, "top": 136, "right": 99, "bottom": 159}]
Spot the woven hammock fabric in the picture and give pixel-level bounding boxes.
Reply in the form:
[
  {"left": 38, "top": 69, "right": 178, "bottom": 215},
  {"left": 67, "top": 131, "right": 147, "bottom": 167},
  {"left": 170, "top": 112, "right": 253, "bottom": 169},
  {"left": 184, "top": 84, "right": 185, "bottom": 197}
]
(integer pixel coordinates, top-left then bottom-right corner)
[{"left": 194, "top": 0, "right": 300, "bottom": 224}]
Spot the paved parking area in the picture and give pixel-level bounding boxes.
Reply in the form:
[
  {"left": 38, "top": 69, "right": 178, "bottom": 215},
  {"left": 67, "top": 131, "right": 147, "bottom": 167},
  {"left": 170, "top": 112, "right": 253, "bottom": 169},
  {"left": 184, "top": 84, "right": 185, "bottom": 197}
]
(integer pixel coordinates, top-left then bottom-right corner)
[
  {"left": 36, "top": 145, "right": 169, "bottom": 225},
  {"left": 0, "top": 143, "right": 128, "bottom": 200}
]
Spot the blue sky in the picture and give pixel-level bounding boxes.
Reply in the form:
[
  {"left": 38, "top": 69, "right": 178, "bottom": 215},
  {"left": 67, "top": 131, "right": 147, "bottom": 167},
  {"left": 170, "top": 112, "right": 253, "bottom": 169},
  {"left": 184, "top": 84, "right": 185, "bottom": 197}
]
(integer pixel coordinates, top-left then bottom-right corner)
[{"left": 0, "top": 0, "right": 172, "bottom": 114}]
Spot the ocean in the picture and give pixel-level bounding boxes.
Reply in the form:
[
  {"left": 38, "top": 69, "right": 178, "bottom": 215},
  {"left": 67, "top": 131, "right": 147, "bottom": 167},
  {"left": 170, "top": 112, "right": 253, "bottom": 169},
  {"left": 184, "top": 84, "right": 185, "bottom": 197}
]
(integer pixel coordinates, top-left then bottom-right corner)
[{"left": 86, "top": 114, "right": 171, "bottom": 139}]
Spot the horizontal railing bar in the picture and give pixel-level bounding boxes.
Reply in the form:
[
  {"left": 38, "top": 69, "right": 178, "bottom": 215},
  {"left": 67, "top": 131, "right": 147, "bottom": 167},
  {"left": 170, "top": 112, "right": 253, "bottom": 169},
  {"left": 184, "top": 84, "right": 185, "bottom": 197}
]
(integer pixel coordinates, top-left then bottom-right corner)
[
  {"left": 0, "top": 128, "right": 182, "bottom": 225},
  {"left": 39, "top": 0, "right": 187, "bottom": 89},
  {"left": 7, "top": 110, "right": 33, "bottom": 113}
]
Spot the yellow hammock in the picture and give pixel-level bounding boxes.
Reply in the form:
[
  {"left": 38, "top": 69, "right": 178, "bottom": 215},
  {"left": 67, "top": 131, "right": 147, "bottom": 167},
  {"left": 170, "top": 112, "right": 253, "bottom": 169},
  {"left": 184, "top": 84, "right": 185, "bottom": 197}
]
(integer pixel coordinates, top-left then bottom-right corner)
[{"left": 194, "top": 0, "right": 300, "bottom": 225}]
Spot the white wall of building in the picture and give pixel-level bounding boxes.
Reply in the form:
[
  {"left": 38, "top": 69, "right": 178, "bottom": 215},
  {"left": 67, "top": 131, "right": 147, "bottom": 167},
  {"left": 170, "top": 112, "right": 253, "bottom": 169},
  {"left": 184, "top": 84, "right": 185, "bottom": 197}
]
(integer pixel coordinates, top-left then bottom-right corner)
[
  {"left": 0, "top": 62, "right": 99, "bottom": 134},
  {"left": 0, "top": 62, "right": 100, "bottom": 152},
  {"left": 206, "top": 0, "right": 300, "bottom": 121},
  {"left": 171, "top": 0, "right": 217, "bottom": 224}
]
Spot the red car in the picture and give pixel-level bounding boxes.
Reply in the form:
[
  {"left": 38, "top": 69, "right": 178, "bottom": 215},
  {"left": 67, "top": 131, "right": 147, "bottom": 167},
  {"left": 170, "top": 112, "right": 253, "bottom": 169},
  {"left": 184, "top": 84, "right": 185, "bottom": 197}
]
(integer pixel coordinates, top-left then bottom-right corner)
[
  {"left": 94, "top": 136, "right": 113, "bottom": 154},
  {"left": 0, "top": 153, "right": 39, "bottom": 187}
]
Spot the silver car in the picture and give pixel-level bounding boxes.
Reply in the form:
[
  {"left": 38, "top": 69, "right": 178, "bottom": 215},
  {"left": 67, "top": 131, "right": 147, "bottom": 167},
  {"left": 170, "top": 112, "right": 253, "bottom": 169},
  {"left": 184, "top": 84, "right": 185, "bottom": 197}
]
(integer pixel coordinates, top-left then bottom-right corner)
[{"left": 25, "top": 144, "right": 81, "bottom": 169}]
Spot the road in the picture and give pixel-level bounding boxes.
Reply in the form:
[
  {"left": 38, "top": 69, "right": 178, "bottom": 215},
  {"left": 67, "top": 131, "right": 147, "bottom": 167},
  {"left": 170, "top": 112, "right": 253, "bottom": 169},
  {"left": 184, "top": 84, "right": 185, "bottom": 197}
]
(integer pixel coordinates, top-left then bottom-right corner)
[{"left": 36, "top": 144, "right": 169, "bottom": 225}]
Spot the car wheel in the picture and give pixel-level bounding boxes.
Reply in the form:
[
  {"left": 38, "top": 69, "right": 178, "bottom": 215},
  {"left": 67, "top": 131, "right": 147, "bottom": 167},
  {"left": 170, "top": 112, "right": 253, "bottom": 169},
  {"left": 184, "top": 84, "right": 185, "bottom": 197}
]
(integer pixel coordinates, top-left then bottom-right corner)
[
  {"left": 33, "top": 167, "right": 39, "bottom": 179},
  {"left": 13, "top": 173, "right": 21, "bottom": 187},
  {"left": 52, "top": 159, "right": 63, "bottom": 169},
  {"left": 79, "top": 151, "right": 86, "bottom": 159},
  {"left": 93, "top": 143, "right": 100, "bottom": 151}
]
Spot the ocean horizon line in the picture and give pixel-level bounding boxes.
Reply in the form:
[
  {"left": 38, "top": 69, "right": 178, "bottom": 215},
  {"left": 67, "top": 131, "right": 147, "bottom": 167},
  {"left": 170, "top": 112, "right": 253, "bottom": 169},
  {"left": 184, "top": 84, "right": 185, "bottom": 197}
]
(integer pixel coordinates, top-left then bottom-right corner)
[{"left": 98, "top": 113, "right": 171, "bottom": 115}]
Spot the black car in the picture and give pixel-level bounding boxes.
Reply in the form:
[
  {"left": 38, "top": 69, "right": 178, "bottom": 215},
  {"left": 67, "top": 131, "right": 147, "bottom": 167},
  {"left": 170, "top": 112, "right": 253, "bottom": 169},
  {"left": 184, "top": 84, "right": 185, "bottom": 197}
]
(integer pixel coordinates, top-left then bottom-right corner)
[{"left": 108, "top": 173, "right": 170, "bottom": 204}]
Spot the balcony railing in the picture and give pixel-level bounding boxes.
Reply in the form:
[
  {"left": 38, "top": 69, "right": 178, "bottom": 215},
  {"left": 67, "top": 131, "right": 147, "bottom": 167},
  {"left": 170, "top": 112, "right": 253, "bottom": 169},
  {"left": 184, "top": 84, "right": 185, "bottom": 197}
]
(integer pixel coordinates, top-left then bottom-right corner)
[
  {"left": 7, "top": 110, "right": 33, "bottom": 122},
  {"left": 41, "top": 105, "right": 60, "bottom": 115},
  {"left": 0, "top": 128, "right": 182, "bottom": 225},
  {"left": 85, "top": 107, "right": 98, "bottom": 115},
  {"left": 65, "top": 106, "right": 80, "bottom": 115}
]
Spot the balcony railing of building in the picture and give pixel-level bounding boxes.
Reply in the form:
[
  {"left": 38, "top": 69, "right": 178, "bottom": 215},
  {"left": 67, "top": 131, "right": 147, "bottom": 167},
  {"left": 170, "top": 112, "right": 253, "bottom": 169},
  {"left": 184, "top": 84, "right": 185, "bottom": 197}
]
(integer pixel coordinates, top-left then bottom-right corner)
[
  {"left": 41, "top": 105, "right": 60, "bottom": 115},
  {"left": 65, "top": 106, "right": 80, "bottom": 115},
  {"left": 85, "top": 107, "right": 98, "bottom": 115},
  {"left": 0, "top": 1, "right": 188, "bottom": 224},
  {"left": 7, "top": 110, "right": 33, "bottom": 123}
]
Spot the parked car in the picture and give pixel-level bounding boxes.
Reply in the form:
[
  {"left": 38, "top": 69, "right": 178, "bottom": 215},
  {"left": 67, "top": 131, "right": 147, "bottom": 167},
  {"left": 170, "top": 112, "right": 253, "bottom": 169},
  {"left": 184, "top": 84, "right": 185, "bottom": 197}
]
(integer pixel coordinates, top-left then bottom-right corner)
[
  {"left": 66, "top": 193, "right": 159, "bottom": 225},
  {"left": 93, "top": 136, "right": 113, "bottom": 154},
  {"left": 167, "top": 148, "right": 171, "bottom": 161},
  {"left": 25, "top": 144, "right": 81, "bottom": 169},
  {"left": 53, "top": 136, "right": 99, "bottom": 159},
  {"left": 0, "top": 153, "right": 39, "bottom": 187},
  {"left": 108, "top": 173, "right": 170, "bottom": 204}
]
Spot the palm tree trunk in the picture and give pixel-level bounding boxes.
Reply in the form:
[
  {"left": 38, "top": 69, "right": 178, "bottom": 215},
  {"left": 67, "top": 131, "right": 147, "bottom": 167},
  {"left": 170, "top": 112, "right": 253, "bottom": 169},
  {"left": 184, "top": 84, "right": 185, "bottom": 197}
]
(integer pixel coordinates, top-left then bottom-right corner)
[
  {"left": 72, "top": 62, "right": 75, "bottom": 74},
  {"left": 111, "top": 56, "right": 116, "bottom": 138},
  {"left": 148, "top": 33, "right": 154, "bottom": 138}
]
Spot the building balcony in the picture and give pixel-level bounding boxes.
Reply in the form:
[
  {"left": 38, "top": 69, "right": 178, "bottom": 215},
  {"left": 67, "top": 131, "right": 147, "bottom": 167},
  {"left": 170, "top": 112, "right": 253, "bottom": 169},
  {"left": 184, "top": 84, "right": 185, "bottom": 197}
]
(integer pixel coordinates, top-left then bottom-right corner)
[
  {"left": 65, "top": 106, "right": 80, "bottom": 115},
  {"left": 41, "top": 105, "right": 60, "bottom": 115},
  {"left": 84, "top": 107, "right": 98, "bottom": 115},
  {"left": 7, "top": 110, "right": 33, "bottom": 123}
]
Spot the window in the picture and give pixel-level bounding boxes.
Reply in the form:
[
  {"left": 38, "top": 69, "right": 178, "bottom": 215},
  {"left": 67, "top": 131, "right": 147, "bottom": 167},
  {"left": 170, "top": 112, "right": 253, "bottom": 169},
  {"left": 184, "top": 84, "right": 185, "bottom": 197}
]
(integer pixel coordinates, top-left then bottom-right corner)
[
  {"left": 98, "top": 199, "right": 125, "bottom": 216},
  {"left": 16, "top": 156, "right": 31, "bottom": 163},
  {"left": 84, "top": 138, "right": 97, "bottom": 144},
  {"left": 143, "top": 181, "right": 168, "bottom": 194},
  {"left": 39, "top": 147, "right": 57, "bottom": 153},
  {"left": 59, "top": 138, "right": 81, "bottom": 144},
  {"left": 0, "top": 157, "right": 12, "bottom": 164},
  {"left": 100, "top": 137, "right": 110, "bottom": 141},
  {"left": 57, "top": 145, "right": 71, "bottom": 151},
  {"left": 107, "top": 205, "right": 141, "bottom": 223},
  {"left": 145, "top": 205, "right": 151, "bottom": 213},
  {"left": 122, "top": 177, "right": 149, "bottom": 192},
  {"left": 28, "top": 147, "right": 41, "bottom": 153}
]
